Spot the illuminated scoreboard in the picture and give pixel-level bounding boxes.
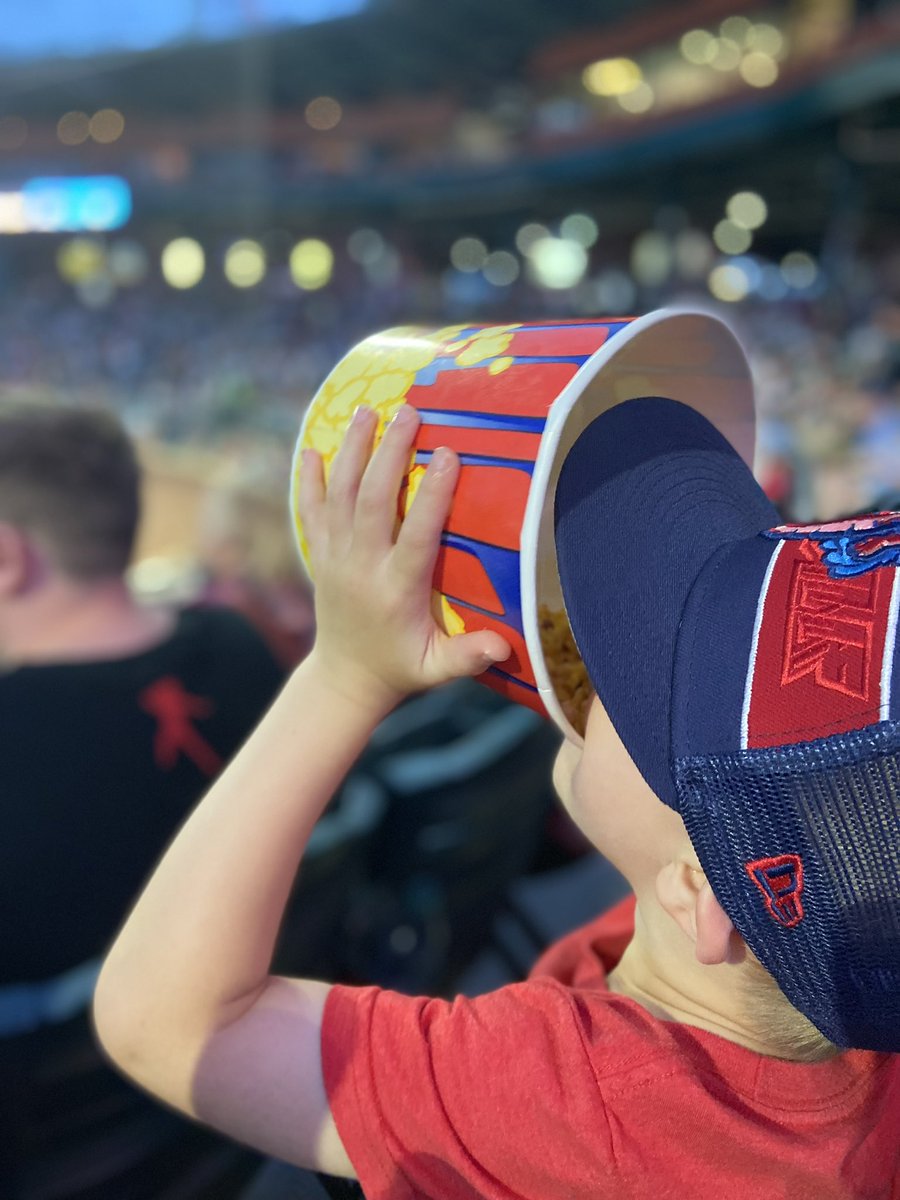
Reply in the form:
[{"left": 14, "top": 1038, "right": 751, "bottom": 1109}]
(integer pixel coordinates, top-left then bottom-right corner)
[{"left": 0, "top": 176, "right": 132, "bottom": 234}]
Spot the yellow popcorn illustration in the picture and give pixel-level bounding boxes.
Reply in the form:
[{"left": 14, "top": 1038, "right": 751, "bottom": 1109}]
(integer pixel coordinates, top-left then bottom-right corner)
[
  {"left": 439, "top": 324, "right": 518, "bottom": 367},
  {"left": 402, "top": 465, "right": 465, "bottom": 637},
  {"left": 291, "top": 323, "right": 521, "bottom": 630}
]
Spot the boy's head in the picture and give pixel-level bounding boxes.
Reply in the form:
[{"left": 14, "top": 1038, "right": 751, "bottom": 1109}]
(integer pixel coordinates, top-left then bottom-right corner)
[
  {"left": 0, "top": 402, "right": 140, "bottom": 592},
  {"left": 554, "top": 396, "right": 900, "bottom": 1054}
]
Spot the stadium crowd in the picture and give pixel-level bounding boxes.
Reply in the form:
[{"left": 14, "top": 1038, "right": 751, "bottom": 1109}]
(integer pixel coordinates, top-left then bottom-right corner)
[{"left": 2, "top": 231, "right": 899, "bottom": 529}]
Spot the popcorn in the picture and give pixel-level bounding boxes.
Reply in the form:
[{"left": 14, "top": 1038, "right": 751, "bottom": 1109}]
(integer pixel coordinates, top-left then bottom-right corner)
[{"left": 538, "top": 604, "right": 592, "bottom": 738}]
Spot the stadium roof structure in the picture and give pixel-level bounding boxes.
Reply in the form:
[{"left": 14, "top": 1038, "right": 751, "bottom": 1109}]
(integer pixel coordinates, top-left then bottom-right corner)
[
  {"left": 0, "top": 0, "right": 662, "bottom": 117},
  {"left": 0, "top": 0, "right": 897, "bottom": 238}
]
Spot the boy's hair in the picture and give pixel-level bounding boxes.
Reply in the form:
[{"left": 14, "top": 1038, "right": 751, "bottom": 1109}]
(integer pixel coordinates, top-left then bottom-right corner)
[
  {"left": 0, "top": 403, "right": 140, "bottom": 581},
  {"left": 555, "top": 396, "right": 900, "bottom": 1053},
  {"left": 741, "top": 957, "right": 839, "bottom": 1063}
]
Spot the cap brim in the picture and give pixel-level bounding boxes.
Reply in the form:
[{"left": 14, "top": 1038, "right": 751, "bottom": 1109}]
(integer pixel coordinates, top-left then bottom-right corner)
[{"left": 553, "top": 396, "right": 779, "bottom": 807}]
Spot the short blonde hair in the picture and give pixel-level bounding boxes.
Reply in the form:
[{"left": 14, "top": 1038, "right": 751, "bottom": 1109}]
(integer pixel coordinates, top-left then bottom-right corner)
[{"left": 741, "top": 953, "right": 840, "bottom": 1063}]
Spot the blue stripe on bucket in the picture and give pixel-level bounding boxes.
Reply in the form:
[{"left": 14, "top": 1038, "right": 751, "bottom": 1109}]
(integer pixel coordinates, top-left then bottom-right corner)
[
  {"left": 414, "top": 450, "right": 534, "bottom": 475},
  {"left": 416, "top": 409, "right": 547, "bottom": 434},
  {"left": 485, "top": 664, "right": 540, "bottom": 694}
]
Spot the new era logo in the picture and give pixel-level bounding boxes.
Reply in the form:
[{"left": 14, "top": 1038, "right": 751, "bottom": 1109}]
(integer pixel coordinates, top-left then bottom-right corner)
[{"left": 745, "top": 854, "right": 805, "bottom": 928}]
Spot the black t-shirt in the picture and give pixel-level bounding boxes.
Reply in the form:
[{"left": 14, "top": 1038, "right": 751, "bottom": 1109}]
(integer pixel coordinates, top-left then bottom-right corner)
[{"left": 0, "top": 605, "right": 285, "bottom": 983}]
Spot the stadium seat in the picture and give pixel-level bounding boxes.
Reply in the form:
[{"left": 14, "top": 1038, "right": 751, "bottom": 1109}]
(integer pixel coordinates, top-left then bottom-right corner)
[
  {"left": 0, "top": 1011, "right": 262, "bottom": 1200},
  {"left": 272, "top": 773, "right": 387, "bottom": 980},
  {"left": 342, "top": 702, "right": 559, "bottom": 995}
]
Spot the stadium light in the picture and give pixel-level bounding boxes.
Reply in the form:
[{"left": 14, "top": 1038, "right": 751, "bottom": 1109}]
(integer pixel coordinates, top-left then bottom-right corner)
[
  {"left": 224, "top": 239, "right": 266, "bottom": 288},
  {"left": 290, "top": 238, "right": 334, "bottom": 289},
  {"left": 161, "top": 238, "right": 205, "bottom": 289}
]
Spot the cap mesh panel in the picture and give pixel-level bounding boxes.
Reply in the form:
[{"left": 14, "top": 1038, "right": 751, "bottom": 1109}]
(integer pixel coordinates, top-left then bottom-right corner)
[{"left": 675, "top": 722, "right": 900, "bottom": 1051}]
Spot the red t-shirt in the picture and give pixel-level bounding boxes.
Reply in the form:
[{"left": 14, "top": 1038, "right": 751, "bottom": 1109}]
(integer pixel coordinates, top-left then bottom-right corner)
[{"left": 322, "top": 896, "right": 900, "bottom": 1199}]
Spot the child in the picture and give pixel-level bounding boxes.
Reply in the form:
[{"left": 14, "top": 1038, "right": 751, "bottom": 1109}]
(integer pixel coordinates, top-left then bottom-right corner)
[{"left": 94, "top": 398, "right": 900, "bottom": 1197}]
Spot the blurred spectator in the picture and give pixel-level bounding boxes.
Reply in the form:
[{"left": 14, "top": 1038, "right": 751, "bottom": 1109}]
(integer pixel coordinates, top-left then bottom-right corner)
[
  {"left": 195, "top": 466, "right": 316, "bottom": 668},
  {"left": 0, "top": 402, "right": 285, "bottom": 1199}
]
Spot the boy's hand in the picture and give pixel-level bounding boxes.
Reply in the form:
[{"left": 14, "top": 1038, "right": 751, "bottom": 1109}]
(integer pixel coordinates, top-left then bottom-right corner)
[{"left": 298, "top": 403, "right": 511, "bottom": 713}]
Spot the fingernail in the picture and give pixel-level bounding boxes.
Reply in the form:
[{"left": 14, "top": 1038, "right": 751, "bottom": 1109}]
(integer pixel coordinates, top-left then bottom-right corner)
[
  {"left": 351, "top": 405, "right": 371, "bottom": 425},
  {"left": 391, "top": 404, "right": 415, "bottom": 425},
  {"left": 431, "top": 447, "right": 453, "bottom": 471}
]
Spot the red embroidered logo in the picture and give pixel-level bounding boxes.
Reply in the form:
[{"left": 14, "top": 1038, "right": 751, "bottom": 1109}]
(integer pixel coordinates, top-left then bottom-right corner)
[
  {"left": 783, "top": 542, "right": 884, "bottom": 700},
  {"left": 138, "top": 677, "right": 223, "bottom": 778},
  {"left": 746, "top": 854, "right": 805, "bottom": 928}
]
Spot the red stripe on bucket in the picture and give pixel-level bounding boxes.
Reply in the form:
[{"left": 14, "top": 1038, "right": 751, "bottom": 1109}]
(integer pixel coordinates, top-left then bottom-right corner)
[
  {"left": 436, "top": 544, "right": 505, "bottom": 618},
  {"left": 416, "top": 423, "right": 543, "bottom": 463},
  {"left": 506, "top": 325, "right": 615, "bottom": 358},
  {"left": 406, "top": 361, "right": 580, "bottom": 417},
  {"left": 444, "top": 465, "right": 531, "bottom": 551}
]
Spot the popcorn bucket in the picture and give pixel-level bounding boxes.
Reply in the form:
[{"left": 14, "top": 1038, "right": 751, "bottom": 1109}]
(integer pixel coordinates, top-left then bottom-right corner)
[{"left": 291, "top": 311, "right": 756, "bottom": 742}]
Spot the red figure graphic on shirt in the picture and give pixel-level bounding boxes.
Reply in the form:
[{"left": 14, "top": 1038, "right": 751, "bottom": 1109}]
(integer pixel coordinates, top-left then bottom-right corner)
[{"left": 138, "top": 677, "right": 223, "bottom": 777}]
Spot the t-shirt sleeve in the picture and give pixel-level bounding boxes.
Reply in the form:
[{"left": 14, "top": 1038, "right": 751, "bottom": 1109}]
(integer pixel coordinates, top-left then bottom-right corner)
[
  {"left": 321, "top": 980, "right": 616, "bottom": 1200},
  {"left": 530, "top": 893, "right": 636, "bottom": 988}
]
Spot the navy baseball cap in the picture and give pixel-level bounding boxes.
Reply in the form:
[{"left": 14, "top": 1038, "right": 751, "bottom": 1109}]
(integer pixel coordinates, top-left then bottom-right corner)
[{"left": 554, "top": 396, "right": 900, "bottom": 1052}]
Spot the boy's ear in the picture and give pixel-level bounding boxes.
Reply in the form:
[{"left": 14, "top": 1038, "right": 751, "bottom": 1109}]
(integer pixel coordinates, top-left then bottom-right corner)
[{"left": 656, "top": 861, "right": 746, "bottom": 966}]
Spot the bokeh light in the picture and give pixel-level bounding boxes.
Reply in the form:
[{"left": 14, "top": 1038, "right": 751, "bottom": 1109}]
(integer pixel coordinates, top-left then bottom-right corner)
[
  {"left": 161, "top": 237, "right": 205, "bottom": 289},
  {"left": 720, "top": 15, "right": 753, "bottom": 45},
  {"left": 108, "top": 239, "right": 148, "bottom": 286},
  {"left": 515, "top": 222, "right": 549, "bottom": 255},
  {"left": 674, "top": 229, "right": 714, "bottom": 278},
  {"left": 710, "top": 38, "right": 742, "bottom": 71},
  {"left": 630, "top": 230, "right": 672, "bottom": 286},
  {"left": 560, "top": 213, "right": 599, "bottom": 247},
  {"left": 224, "top": 239, "right": 266, "bottom": 288},
  {"left": 347, "top": 227, "right": 385, "bottom": 264},
  {"left": 618, "top": 82, "right": 654, "bottom": 113},
  {"left": 56, "top": 238, "right": 105, "bottom": 284},
  {"left": 90, "top": 109, "right": 125, "bottom": 143},
  {"left": 748, "top": 23, "right": 785, "bottom": 58},
  {"left": 740, "top": 53, "right": 779, "bottom": 88},
  {"left": 781, "top": 250, "right": 818, "bottom": 289},
  {"left": 527, "top": 237, "right": 588, "bottom": 289},
  {"left": 290, "top": 238, "right": 334, "bottom": 289},
  {"left": 583, "top": 57, "right": 642, "bottom": 97},
  {"left": 680, "top": 29, "right": 717, "bottom": 65},
  {"left": 363, "top": 244, "right": 400, "bottom": 286},
  {"left": 713, "top": 219, "right": 753, "bottom": 255},
  {"left": 450, "top": 236, "right": 488, "bottom": 272},
  {"left": 708, "top": 263, "right": 751, "bottom": 302},
  {"left": 727, "top": 191, "right": 768, "bottom": 230},
  {"left": 482, "top": 250, "right": 519, "bottom": 286},
  {"left": 57, "top": 111, "right": 90, "bottom": 145},
  {"left": 0, "top": 192, "right": 27, "bottom": 233},
  {"left": 305, "top": 96, "right": 343, "bottom": 130}
]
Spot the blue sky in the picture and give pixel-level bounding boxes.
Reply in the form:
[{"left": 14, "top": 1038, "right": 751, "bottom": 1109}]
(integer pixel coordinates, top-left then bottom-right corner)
[{"left": 0, "top": 0, "right": 368, "bottom": 60}]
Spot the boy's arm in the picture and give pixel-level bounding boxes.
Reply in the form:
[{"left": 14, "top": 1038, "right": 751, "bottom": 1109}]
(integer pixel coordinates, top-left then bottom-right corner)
[{"left": 93, "top": 404, "right": 509, "bottom": 1177}]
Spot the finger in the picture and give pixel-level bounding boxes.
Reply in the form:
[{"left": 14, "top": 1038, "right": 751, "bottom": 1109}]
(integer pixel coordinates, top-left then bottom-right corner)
[
  {"left": 296, "top": 448, "right": 326, "bottom": 555},
  {"left": 391, "top": 447, "right": 457, "bottom": 585},
  {"left": 355, "top": 404, "right": 420, "bottom": 547},
  {"left": 433, "top": 629, "right": 512, "bottom": 681},
  {"left": 326, "top": 406, "right": 377, "bottom": 539}
]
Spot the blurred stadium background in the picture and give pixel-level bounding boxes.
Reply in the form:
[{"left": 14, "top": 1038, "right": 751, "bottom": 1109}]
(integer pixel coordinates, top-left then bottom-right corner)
[
  {"left": 3, "top": 5, "right": 900, "bottom": 1194},
  {"left": 2, "top": 0, "right": 899, "bottom": 619}
]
